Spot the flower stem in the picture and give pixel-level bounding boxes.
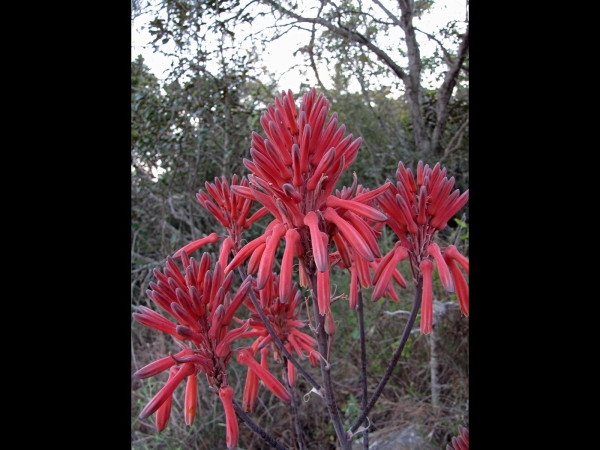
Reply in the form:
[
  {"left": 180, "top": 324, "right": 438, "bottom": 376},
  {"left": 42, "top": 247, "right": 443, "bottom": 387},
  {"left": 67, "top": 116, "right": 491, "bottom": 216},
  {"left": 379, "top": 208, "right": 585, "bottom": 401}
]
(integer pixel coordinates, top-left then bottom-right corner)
[
  {"left": 356, "top": 289, "right": 369, "bottom": 448},
  {"left": 283, "top": 360, "right": 306, "bottom": 450},
  {"left": 232, "top": 399, "right": 288, "bottom": 450},
  {"left": 237, "top": 267, "right": 322, "bottom": 392},
  {"left": 349, "top": 278, "right": 423, "bottom": 433},
  {"left": 309, "top": 272, "right": 352, "bottom": 450}
]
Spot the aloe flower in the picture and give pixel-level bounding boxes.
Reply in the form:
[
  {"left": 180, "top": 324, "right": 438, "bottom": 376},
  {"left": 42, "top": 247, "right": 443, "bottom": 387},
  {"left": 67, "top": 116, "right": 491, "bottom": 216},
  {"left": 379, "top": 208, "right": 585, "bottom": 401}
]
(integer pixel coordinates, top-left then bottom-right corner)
[
  {"left": 228, "top": 88, "right": 388, "bottom": 315},
  {"left": 447, "top": 424, "right": 469, "bottom": 450},
  {"left": 174, "top": 175, "right": 267, "bottom": 270},
  {"left": 132, "top": 251, "right": 260, "bottom": 448},
  {"left": 374, "top": 161, "right": 469, "bottom": 334},
  {"left": 236, "top": 274, "right": 319, "bottom": 411},
  {"left": 325, "top": 180, "right": 404, "bottom": 308}
]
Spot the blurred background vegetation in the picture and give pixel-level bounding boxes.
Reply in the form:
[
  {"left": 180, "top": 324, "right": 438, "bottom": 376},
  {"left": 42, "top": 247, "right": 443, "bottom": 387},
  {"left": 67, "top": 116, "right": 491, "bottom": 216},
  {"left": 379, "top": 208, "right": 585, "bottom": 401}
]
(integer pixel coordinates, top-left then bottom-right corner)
[{"left": 131, "top": 1, "right": 469, "bottom": 448}]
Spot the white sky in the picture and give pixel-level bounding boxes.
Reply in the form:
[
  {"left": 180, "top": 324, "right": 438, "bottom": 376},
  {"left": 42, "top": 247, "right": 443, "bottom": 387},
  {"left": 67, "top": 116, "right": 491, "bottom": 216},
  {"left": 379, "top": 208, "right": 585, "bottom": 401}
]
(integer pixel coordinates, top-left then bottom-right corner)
[{"left": 131, "top": 0, "right": 467, "bottom": 92}]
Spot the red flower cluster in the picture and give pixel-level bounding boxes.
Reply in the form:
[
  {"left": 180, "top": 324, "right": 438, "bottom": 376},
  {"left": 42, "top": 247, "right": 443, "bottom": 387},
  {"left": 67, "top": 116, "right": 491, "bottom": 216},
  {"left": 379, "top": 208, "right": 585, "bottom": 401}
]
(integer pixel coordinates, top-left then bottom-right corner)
[
  {"left": 374, "top": 161, "right": 469, "bottom": 333},
  {"left": 175, "top": 175, "right": 268, "bottom": 267},
  {"left": 447, "top": 424, "right": 469, "bottom": 450},
  {"left": 133, "top": 251, "right": 259, "bottom": 448},
  {"left": 228, "top": 88, "right": 389, "bottom": 317},
  {"left": 237, "top": 273, "right": 319, "bottom": 411}
]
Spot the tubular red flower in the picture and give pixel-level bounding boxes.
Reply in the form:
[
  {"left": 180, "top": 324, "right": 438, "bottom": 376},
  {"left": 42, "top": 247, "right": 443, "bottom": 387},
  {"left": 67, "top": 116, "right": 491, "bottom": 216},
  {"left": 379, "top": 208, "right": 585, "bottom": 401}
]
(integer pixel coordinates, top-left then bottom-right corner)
[
  {"left": 353, "top": 181, "right": 392, "bottom": 203},
  {"left": 307, "top": 145, "right": 336, "bottom": 188},
  {"left": 394, "top": 193, "right": 419, "bottom": 235},
  {"left": 218, "top": 237, "right": 235, "bottom": 269},
  {"left": 332, "top": 232, "right": 352, "bottom": 269},
  {"left": 260, "top": 347, "right": 269, "bottom": 373},
  {"left": 322, "top": 207, "right": 374, "bottom": 262},
  {"left": 304, "top": 211, "right": 328, "bottom": 272},
  {"left": 385, "top": 283, "right": 400, "bottom": 302},
  {"left": 287, "top": 357, "right": 296, "bottom": 386},
  {"left": 218, "top": 385, "right": 239, "bottom": 450},
  {"left": 286, "top": 332, "right": 307, "bottom": 360},
  {"left": 299, "top": 122, "right": 311, "bottom": 172},
  {"left": 417, "top": 160, "right": 424, "bottom": 187},
  {"left": 174, "top": 232, "right": 219, "bottom": 259},
  {"left": 236, "top": 348, "right": 292, "bottom": 403},
  {"left": 251, "top": 147, "right": 288, "bottom": 186},
  {"left": 134, "top": 348, "right": 193, "bottom": 379},
  {"left": 204, "top": 200, "right": 230, "bottom": 227},
  {"left": 184, "top": 371, "right": 197, "bottom": 426},
  {"left": 428, "top": 177, "right": 453, "bottom": 217},
  {"left": 391, "top": 266, "right": 408, "bottom": 289},
  {"left": 155, "top": 366, "right": 178, "bottom": 432},
  {"left": 311, "top": 113, "right": 338, "bottom": 162},
  {"left": 324, "top": 310, "right": 336, "bottom": 336},
  {"left": 265, "top": 138, "right": 293, "bottom": 178},
  {"left": 444, "top": 244, "right": 469, "bottom": 276},
  {"left": 244, "top": 206, "right": 271, "bottom": 228},
  {"left": 242, "top": 363, "right": 259, "bottom": 412},
  {"left": 371, "top": 245, "right": 408, "bottom": 302},
  {"left": 431, "top": 189, "right": 469, "bottom": 230},
  {"left": 420, "top": 259, "right": 434, "bottom": 334},
  {"left": 246, "top": 241, "right": 266, "bottom": 275},
  {"left": 280, "top": 228, "right": 301, "bottom": 303},
  {"left": 343, "top": 210, "right": 382, "bottom": 258},
  {"left": 215, "top": 321, "right": 251, "bottom": 357},
  {"left": 397, "top": 161, "right": 417, "bottom": 193},
  {"left": 447, "top": 425, "right": 469, "bottom": 450},
  {"left": 326, "top": 195, "right": 387, "bottom": 222},
  {"left": 224, "top": 232, "right": 269, "bottom": 274},
  {"left": 349, "top": 264, "right": 358, "bottom": 310},
  {"left": 291, "top": 143, "right": 304, "bottom": 186},
  {"left": 417, "top": 185, "right": 428, "bottom": 225},
  {"left": 276, "top": 196, "right": 306, "bottom": 228},
  {"left": 372, "top": 243, "right": 401, "bottom": 286},
  {"left": 282, "top": 183, "right": 303, "bottom": 203},
  {"left": 176, "top": 325, "right": 205, "bottom": 345},
  {"left": 139, "top": 363, "right": 196, "bottom": 420},
  {"left": 426, "top": 242, "right": 454, "bottom": 293},
  {"left": 289, "top": 329, "right": 318, "bottom": 354},
  {"left": 354, "top": 252, "right": 372, "bottom": 288},
  {"left": 257, "top": 223, "right": 287, "bottom": 289},
  {"left": 222, "top": 275, "right": 253, "bottom": 325},
  {"left": 317, "top": 266, "right": 331, "bottom": 315},
  {"left": 445, "top": 256, "right": 469, "bottom": 317},
  {"left": 133, "top": 306, "right": 185, "bottom": 341}
]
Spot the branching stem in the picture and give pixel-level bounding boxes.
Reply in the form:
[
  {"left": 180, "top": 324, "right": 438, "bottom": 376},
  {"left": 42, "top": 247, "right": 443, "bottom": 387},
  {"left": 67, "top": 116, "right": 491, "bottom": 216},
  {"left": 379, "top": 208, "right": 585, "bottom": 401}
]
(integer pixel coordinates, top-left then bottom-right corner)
[
  {"left": 349, "top": 278, "right": 423, "bottom": 433},
  {"left": 233, "top": 399, "right": 288, "bottom": 450}
]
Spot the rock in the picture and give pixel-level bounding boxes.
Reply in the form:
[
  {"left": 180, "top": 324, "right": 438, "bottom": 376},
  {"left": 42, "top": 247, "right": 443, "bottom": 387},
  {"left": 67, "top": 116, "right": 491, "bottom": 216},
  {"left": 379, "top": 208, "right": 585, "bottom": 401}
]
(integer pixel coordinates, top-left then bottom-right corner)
[{"left": 351, "top": 425, "right": 436, "bottom": 450}]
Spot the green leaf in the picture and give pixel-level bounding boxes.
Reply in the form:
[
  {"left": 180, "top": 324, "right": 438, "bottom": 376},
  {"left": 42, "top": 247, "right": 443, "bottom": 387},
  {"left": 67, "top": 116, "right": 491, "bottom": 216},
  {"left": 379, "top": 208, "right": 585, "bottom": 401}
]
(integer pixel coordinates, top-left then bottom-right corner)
[{"left": 454, "top": 218, "right": 467, "bottom": 227}]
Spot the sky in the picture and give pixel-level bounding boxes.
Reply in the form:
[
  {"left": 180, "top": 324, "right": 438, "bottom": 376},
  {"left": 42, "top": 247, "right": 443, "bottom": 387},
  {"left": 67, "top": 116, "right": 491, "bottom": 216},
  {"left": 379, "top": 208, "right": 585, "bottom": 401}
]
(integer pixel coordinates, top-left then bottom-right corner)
[{"left": 131, "top": 0, "right": 467, "bottom": 93}]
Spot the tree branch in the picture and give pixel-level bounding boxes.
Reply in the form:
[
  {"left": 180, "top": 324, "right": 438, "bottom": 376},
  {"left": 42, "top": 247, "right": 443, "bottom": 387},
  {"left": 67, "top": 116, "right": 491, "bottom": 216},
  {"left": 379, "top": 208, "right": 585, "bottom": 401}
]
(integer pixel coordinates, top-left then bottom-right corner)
[
  {"left": 263, "top": 0, "right": 409, "bottom": 83},
  {"left": 431, "top": 23, "right": 469, "bottom": 152}
]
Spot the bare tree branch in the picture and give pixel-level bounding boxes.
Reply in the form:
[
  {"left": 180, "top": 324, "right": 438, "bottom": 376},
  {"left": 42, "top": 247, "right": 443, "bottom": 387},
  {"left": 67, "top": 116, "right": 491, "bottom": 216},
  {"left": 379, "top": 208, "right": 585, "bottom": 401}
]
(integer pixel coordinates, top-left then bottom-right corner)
[{"left": 431, "top": 23, "right": 469, "bottom": 152}]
